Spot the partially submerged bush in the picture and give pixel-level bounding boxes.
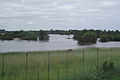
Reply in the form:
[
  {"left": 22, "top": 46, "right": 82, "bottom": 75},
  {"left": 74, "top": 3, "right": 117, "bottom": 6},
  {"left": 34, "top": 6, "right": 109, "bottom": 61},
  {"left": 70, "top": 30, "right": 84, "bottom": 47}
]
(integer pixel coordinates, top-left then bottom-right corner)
[
  {"left": 77, "top": 31, "right": 97, "bottom": 45},
  {"left": 100, "top": 35, "right": 110, "bottom": 42},
  {"left": 100, "top": 34, "right": 120, "bottom": 42}
]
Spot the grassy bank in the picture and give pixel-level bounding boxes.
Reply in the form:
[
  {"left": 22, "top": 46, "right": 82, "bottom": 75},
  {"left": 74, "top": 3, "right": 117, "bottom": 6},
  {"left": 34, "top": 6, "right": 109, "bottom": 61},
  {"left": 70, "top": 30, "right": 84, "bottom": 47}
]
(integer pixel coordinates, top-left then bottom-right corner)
[{"left": 0, "top": 48, "right": 120, "bottom": 80}]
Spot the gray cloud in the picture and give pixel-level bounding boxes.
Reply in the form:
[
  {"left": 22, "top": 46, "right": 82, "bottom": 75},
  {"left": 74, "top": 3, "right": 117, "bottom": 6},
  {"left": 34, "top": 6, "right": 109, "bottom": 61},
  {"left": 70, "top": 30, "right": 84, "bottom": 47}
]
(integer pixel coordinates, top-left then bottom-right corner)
[{"left": 0, "top": 0, "right": 120, "bottom": 30}]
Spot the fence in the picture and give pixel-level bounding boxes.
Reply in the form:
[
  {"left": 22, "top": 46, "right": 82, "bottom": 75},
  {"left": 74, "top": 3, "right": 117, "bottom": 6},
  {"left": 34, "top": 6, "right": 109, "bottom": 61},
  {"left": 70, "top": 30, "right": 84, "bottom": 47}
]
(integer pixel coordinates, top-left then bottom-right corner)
[{"left": 0, "top": 48, "right": 120, "bottom": 80}]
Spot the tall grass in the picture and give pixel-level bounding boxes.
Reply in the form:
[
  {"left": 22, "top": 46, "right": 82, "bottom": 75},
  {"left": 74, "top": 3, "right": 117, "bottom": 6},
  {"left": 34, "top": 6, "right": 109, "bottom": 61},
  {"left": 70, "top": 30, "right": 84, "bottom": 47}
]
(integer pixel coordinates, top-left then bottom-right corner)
[{"left": 0, "top": 48, "right": 120, "bottom": 80}]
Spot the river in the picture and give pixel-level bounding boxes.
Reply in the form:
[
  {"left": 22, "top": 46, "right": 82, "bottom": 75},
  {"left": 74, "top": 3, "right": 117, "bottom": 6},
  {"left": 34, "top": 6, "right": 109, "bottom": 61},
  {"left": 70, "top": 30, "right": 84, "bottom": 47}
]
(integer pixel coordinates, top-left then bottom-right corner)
[{"left": 0, "top": 34, "right": 120, "bottom": 53}]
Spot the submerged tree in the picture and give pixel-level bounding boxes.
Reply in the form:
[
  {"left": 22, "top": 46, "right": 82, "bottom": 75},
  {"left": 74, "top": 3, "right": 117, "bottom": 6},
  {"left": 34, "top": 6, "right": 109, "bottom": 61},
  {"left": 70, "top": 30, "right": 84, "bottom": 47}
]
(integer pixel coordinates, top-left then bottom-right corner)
[
  {"left": 38, "top": 30, "right": 49, "bottom": 40},
  {"left": 77, "top": 31, "right": 97, "bottom": 45},
  {"left": 100, "top": 35, "right": 109, "bottom": 42}
]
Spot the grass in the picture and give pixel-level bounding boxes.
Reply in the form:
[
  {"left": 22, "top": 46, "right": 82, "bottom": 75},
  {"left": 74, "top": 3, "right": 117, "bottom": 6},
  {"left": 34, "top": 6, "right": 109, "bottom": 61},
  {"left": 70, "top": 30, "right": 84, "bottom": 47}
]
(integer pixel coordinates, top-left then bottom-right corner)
[{"left": 0, "top": 48, "right": 120, "bottom": 80}]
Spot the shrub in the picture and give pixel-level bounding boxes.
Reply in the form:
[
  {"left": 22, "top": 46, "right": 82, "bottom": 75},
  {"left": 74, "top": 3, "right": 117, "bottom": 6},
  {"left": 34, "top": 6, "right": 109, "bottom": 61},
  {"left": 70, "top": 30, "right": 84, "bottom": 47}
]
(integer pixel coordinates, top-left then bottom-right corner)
[
  {"left": 77, "top": 32, "right": 97, "bottom": 45},
  {"left": 101, "top": 61, "right": 115, "bottom": 73},
  {"left": 100, "top": 35, "right": 109, "bottom": 42}
]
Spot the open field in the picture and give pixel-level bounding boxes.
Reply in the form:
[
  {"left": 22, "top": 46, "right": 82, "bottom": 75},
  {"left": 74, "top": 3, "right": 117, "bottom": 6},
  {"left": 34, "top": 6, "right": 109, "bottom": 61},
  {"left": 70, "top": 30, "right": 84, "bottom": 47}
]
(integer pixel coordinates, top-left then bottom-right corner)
[{"left": 0, "top": 48, "right": 120, "bottom": 80}]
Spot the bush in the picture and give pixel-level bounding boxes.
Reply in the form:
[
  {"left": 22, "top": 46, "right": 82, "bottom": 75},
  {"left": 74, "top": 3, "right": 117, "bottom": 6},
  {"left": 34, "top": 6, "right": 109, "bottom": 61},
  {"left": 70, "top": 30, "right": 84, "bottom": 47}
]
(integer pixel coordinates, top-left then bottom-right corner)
[
  {"left": 75, "top": 61, "right": 119, "bottom": 80},
  {"left": 38, "top": 30, "right": 49, "bottom": 40},
  {"left": 100, "top": 35, "right": 109, "bottom": 42},
  {"left": 77, "top": 32, "right": 97, "bottom": 45},
  {"left": 112, "top": 34, "right": 120, "bottom": 41},
  {"left": 100, "top": 61, "right": 115, "bottom": 73},
  {"left": 100, "top": 34, "right": 120, "bottom": 42}
]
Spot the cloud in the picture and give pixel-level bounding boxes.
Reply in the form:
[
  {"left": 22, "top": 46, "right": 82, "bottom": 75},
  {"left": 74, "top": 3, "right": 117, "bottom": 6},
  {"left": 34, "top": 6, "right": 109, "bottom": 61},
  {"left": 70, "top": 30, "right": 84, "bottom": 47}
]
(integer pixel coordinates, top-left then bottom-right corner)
[
  {"left": 58, "top": 4, "right": 75, "bottom": 10},
  {"left": 101, "top": 1, "right": 117, "bottom": 7},
  {"left": 0, "top": 0, "right": 120, "bottom": 30}
]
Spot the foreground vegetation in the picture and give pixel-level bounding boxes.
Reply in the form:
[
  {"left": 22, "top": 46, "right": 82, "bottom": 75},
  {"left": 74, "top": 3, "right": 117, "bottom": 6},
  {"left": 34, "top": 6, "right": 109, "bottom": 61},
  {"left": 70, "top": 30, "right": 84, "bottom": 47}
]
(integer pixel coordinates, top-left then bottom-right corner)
[{"left": 0, "top": 48, "right": 120, "bottom": 80}]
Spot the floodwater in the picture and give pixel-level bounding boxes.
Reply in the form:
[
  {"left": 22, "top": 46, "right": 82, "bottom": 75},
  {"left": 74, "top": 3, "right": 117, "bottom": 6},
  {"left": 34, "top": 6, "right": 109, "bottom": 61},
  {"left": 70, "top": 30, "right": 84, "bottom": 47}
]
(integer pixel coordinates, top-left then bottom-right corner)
[{"left": 0, "top": 34, "right": 120, "bottom": 53}]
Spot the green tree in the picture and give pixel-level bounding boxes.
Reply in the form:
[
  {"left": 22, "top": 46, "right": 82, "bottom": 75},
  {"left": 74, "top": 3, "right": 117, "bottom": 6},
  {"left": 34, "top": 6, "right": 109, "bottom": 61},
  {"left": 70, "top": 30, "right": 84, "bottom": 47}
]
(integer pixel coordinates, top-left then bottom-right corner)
[
  {"left": 100, "top": 35, "right": 109, "bottom": 42},
  {"left": 77, "top": 32, "right": 97, "bottom": 45},
  {"left": 112, "top": 34, "right": 120, "bottom": 41},
  {"left": 38, "top": 30, "right": 49, "bottom": 40}
]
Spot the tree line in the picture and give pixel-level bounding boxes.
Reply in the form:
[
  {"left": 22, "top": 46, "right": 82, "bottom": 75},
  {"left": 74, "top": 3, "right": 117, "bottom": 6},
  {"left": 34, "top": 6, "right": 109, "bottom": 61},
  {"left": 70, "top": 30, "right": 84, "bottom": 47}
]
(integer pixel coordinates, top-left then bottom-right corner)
[
  {"left": 73, "top": 29, "right": 120, "bottom": 44},
  {"left": 0, "top": 29, "right": 49, "bottom": 40},
  {"left": 0, "top": 29, "right": 120, "bottom": 44}
]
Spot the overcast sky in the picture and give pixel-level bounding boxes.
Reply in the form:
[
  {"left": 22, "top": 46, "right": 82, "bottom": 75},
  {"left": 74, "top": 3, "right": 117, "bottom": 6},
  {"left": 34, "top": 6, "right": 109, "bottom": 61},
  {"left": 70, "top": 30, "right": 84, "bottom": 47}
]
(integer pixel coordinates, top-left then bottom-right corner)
[{"left": 0, "top": 0, "right": 120, "bottom": 30}]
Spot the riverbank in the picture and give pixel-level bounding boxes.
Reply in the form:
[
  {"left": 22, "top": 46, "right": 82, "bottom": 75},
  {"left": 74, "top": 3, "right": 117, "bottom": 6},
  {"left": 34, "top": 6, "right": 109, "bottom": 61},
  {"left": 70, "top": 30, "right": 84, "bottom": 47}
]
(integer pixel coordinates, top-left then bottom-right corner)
[{"left": 0, "top": 48, "right": 120, "bottom": 80}]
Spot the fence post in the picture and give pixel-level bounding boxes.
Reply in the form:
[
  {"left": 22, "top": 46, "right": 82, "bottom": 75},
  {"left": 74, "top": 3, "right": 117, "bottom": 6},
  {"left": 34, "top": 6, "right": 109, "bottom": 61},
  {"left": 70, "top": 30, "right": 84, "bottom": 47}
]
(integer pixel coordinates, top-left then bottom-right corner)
[
  {"left": 74, "top": 67, "right": 77, "bottom": 80},
  {"left": 111, "top": 48, "right": 113, "bottom": 61},
  {"left": 2, "top": 54, "right": 4, "bottom": 80},
  {"left": 26, "top": 53, "right": 28, "bottom": 80},
  {"left": 57, "top": 69, "right": 59, "bottom": 80},
  {"left": 37, "top": 68, "right": 39, "bottom": 80},
  {"left": 96, "top": 48, "right": 99, "bottom": 70},
  {"left": 89, "top": 64, "right": 92, "bottom": 73},
  {"left": 15, "top": 74, "right": 17, "bottom": 80},
  {"left": 83, "top": 48, "right": 85, "bottom": 73},
  {"left": 65, "top": 51, "right": 68, "bottom": 80},
  {"left": 110, "top": 48, "right": 113, "bottom": 79},
  {"left": 48, "top": 52, "right": 50, "bottom": 80}
]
